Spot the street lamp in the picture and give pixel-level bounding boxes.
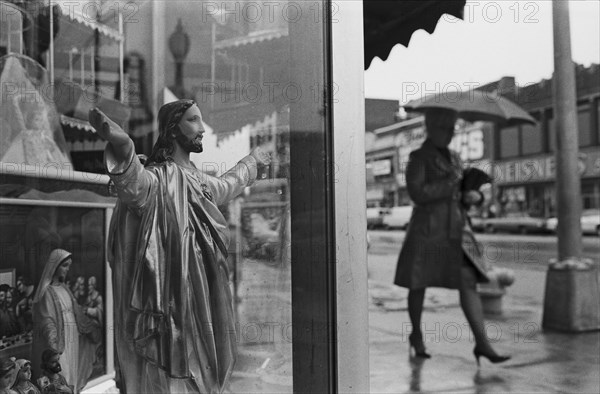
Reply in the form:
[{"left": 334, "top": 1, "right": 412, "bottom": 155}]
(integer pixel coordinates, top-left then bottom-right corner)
[{"left": 168, "top": 18, "right": 191, "bottom": 98}]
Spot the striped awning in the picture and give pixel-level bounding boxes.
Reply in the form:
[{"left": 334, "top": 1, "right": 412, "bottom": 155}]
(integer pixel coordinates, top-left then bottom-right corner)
[
  {"left": 60, "top": 114, "right": 95, "bottom": 133},
  {"left": 56, "top": 1, "right": 123, "bottom": 41},
  {"left": 214, "top": 29, "right": 287, "bottom": 50},
  {"left": 364, "top": 0, "right": 466, "bottom": 69}
]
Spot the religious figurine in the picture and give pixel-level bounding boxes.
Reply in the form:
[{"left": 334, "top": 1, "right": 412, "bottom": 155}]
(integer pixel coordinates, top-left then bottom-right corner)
[
  {"left": 35, "top": 350, "right": 72, "bottom": 394},
  {"left": 88, "top": 100, "right": 270, "bottom": 393},
  {"left": 11, "top": 360, "right": 40, "bottom": 394},
  {"left": 83, "top": 277, "right": 103, "bottom": 325},
  {"left": 1, "top": 93, "right": 71, "bottom": 166},
  {"left": 70, "top": 278, "right": 86, "bottom": 306},
  {"left": 32, "top": 250, "right": 101, "bottom": 394},
  {"left": 0, "top": 357, "right": 17, "bottom": 394}
]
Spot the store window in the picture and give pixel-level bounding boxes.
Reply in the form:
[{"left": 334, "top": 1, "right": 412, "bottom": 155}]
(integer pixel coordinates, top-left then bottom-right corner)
[
  {"left": 500, "top": 126, "right": 520, "bottom": 158},
  {"left": 3, "top": 0, "right": 336, "bottom": 392},
  {"left": 582, "top": 181, "right": 600, "bottom": 209},
  {"left": 549, "top": 116, "right": 557, "bottom": 152},
  {"left": 521, "top": 121, "right": 543, "bottom": 155},
  {"left": 597, "top": 100, "right": 600, "bottom": 144},
  {"left": 577, "top": 105, "right": 591, "bottom": 147}
]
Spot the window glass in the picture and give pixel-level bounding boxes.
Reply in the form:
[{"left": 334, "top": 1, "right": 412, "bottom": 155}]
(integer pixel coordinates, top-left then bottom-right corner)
[
  {"left": 597, "top": 100, "right": 600, "bottom": 144},
  {"left": 577, "top": 106, "right": 591, "bottom": 147},
  {"left": 549, "top": 108, "right": 592, "bottom": 149},
  {"left": 1, "top": 1, "right": 332, "bottom": 392},
  {"left": 521, "top": 122, "right": 543, "bottom": 155},
  {"left": 548, "top": 116, "right": 556, "bottom": 152},
  {"left": 500, "top": 126, "right": 520, "bottom": 158}
]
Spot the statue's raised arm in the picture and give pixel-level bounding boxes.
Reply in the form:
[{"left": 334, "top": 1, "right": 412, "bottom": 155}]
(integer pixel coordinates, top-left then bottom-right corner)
[{"left": 89, "top": 107, "right": 133, "bottom": 162}]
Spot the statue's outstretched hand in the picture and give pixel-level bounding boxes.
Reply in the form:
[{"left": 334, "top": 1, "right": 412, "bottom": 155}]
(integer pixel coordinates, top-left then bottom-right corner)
[
  {"left": 250, "top": 147, "right": 271, "bottom": 166},
  {"left": 89, "top": 108, "right": 130, "bottom": 147}
]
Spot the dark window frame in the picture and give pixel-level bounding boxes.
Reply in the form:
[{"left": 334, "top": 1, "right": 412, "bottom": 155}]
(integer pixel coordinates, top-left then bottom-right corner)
[{"left": 289, "top": 1, "right": 337, "bottom": 392}]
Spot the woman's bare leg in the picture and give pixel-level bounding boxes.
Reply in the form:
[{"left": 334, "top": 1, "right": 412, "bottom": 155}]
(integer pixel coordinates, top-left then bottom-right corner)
[{"left": 459, "top": 265, "right": 496, "bottom": 353}]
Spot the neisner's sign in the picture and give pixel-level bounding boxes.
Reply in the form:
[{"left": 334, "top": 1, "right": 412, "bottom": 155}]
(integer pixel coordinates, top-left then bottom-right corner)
[{"left": 492, "top": 149, "right": 600, "bottom": 185}]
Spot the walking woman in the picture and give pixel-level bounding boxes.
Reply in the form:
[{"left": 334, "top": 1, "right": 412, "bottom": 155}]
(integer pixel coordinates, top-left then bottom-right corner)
[{"left": 394, "top": 108, "right": 510, "bottom": 365}]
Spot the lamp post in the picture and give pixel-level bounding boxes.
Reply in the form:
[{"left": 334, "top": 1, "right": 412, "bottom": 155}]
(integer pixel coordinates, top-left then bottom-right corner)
[
  {"left": 542, "top": 0, "right": 599, "bottom": 332},
  {"left": 168, "top": 18, "right": 190, "bottom": 99}
]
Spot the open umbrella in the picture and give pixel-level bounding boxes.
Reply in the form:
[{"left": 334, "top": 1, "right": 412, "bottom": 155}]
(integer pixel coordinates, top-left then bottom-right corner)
[{"left": 404, "top": 90, "right": 536, "bottom": 126}]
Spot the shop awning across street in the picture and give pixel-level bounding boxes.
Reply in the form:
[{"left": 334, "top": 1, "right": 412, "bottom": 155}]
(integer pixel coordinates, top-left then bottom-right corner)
[{"left": 363, "top": 0, "right": 466, "bottom": 69}]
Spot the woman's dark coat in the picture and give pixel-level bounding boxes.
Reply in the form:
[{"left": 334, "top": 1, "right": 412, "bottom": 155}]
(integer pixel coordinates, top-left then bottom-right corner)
[{"left": 394, "top": 139, "right": 489, "bottom": 289}]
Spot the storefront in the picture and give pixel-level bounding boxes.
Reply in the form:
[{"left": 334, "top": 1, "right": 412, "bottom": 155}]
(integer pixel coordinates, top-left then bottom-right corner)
[
  {"left": 368, "top": 115, "right": 492, "bottom": 207},
  {"left": 1, "top": 1, "right": 469, "bottom": 392},
  {"left": 495, "top": 148, "right": 600, "bottom": 217}
]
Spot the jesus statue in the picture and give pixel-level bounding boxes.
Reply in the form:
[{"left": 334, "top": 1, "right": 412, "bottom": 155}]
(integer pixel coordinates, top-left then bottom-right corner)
[{"left": 89, "top": 99, "right": 271, "bottom": 393}]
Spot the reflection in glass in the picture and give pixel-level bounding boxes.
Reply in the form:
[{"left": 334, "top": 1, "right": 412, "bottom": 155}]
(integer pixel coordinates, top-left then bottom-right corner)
[
  {"left": 155, "top": 1, "right": 295, "bottom": 391},
  {"left": 0, "top": 55, "right": 72, "bottom": 168}
]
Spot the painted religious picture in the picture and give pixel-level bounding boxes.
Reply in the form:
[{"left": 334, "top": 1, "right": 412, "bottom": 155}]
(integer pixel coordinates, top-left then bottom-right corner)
[{"left": 0, "top": 205, "right": 106, "bottom": 392}]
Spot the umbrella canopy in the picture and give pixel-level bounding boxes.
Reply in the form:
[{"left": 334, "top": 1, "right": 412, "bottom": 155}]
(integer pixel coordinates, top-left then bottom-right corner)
[{"left": 404, "top": 90, "right": 537, "bottom": 126}]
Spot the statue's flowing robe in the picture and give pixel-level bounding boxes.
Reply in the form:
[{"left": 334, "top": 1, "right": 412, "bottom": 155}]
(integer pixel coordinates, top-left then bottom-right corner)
[{"left": 105, "top": 146, "right": 256, "bottom": 394}]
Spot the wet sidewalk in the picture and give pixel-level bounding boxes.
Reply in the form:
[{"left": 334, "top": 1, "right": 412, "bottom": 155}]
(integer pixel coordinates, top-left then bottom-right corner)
[
  {"left": 369, "top": 268, "right": 600, "bottom": 393},
  {"left": 84, "top": 254, "right": 600, "bottom": 393}
]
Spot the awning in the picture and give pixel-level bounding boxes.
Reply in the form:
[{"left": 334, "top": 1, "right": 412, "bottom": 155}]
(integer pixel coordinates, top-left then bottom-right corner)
[
  {"left": 56, "top": 1, "right": 123, "bottom": 42},
  {"left": 61, "top": 114, "right": 96, "bottom": 133},
  {"left": 364, "top": 0, "right": 466, "bottom": 69},
  {"left": 214, "top": 29, "right": 287, "bottom": 50},
  {"left": 60, "top": 115, "right": 100, "bottom": 143}
]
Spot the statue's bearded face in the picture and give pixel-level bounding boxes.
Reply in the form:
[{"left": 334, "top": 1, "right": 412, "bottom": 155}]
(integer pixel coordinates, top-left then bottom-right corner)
[{"left": 174, "top": 105, "right": 205, "bottom": 153}]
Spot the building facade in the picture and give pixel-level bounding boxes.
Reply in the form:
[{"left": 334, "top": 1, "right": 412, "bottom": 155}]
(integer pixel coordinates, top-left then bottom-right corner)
[
  {"left": 366, "top": 115, "right": 493, "bottom": 208},
  {"left": 366, "top": 65, "right": 600, "bottom": 218},
  {"left": 492, "top": 65, "right": 600, "bottom": 217}
]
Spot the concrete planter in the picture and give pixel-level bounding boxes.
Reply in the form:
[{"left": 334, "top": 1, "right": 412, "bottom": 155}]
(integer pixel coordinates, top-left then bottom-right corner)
[{"left": 542, "top": 258, "right": 600, "bottom": 332}]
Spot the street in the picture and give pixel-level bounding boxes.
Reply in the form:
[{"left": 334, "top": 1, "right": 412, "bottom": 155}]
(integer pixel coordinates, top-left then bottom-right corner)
[{"left": 368, "top": 230, "right": 600, "bottom": 274}]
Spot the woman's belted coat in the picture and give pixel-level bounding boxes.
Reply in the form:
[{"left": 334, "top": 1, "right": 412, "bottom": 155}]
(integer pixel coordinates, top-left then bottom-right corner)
[{"left": 394, "top": 139, "right": 489, "bottom": 289}]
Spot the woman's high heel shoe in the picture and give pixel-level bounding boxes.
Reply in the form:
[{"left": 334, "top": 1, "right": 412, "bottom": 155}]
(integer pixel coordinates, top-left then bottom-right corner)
[
  {"left": 473, "top": 347, "right": 510, "bottom": 366},
  {"left": 408, "top": 333, "right": 431, "bottom": 359}
]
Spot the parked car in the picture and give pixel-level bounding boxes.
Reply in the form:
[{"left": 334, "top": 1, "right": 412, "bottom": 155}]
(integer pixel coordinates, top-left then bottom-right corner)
[
  {"left": 546, "top": 209, "right": 600, "bottom": 236},
  {"left": 381, "top": 205, "right": 413, "bottom": 230},
  {"left": 479, "top": 212, "right": 548, "bottom": 234},
  {"left": 469, "top": 216, "right": 486, "bottom": 232},
  {"left": 367, "top": 207, "right": 386, "bottom": 229}
]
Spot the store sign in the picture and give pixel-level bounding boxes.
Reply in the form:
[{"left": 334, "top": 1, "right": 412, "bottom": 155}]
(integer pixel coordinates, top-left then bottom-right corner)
[
  {"left": 495, "top": 150, "right": 600, "bottom": 185},
  {"left": 397, "top": 126, "right": 426, "bottom": 170},
  {"left": 372, "top": 159, "right": 392, "bottom": 176},
  {"left": 396, "top": 125, "right": 486, "bottom": 187},
  {"left": 450, "top": 128, "right": 485, "bottom": 162},
  {"left": 397, "top": 126, "right": 426, "bottom": 187}
]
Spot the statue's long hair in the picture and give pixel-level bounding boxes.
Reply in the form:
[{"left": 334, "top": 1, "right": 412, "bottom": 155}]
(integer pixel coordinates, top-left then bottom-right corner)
[{"left": 146, "top": 99, "right": 196, "bottom": 166}]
